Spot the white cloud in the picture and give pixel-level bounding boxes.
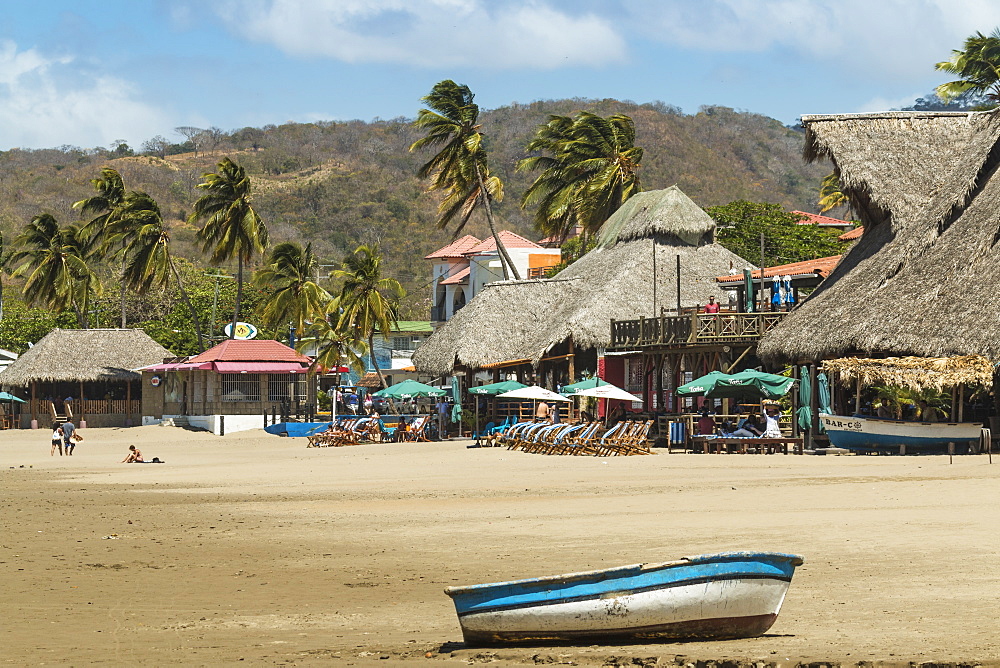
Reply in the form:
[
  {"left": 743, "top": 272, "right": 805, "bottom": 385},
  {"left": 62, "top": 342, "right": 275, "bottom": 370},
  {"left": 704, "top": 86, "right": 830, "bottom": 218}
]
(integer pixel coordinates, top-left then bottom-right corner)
[
  {"left": 214, "top": 0, "right": 626, "bottom": 69},
  {"left": 623, "top": 0, "right": 1000, "bottom": 81},
  {"left": 855, "top": 92, "right": 927, "bottom": 114},
  {"left": 0, "top": 41, "right": 172, "bottom": 150}
]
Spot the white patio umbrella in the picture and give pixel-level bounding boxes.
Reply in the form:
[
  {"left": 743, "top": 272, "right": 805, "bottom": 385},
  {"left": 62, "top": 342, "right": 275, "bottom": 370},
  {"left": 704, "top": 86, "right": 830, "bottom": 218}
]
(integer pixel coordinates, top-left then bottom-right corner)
[
  {"left": 497, "top": 386, "right": 573, "bottom": 401},
  {"left": 572, "top": 384, "right": 644, "bottom": 403}
]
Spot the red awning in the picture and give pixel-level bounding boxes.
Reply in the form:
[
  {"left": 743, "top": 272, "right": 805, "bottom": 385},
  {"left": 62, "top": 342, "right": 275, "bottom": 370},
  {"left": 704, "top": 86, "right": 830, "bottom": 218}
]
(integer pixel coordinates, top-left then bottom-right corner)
[{"left": 212, "top": 361, "right": 310, "bottom": 374}]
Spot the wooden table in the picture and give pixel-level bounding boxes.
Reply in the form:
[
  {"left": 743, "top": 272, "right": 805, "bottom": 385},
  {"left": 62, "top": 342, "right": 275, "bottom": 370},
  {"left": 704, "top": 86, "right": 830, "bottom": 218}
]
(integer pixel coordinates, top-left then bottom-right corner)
[{"left": 691, "top": 436, "right": 804, "bottom": 455}]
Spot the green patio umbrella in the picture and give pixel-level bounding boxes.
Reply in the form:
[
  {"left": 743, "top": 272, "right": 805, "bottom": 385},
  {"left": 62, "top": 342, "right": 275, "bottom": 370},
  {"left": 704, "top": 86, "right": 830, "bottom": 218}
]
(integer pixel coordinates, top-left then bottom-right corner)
[
  {"left": 743, "top": 268, "right": 755, "bottom": 313},
  {"left": 373, "top": 379, "right": 446, "bottom": 399},
  {"left": 559, "top": 377, "right": 607, "bottom": 395},
  {"left": 0, "top": 391, "right": 26, "bottom": 403},
  {"left": 677, "top": 370, "right": 794, "bottom": 400},
  {"left": 796, "top": 366, "right": 828, "bottom": 432},
  {"left": 468, "top": 380, "right": 527, "bottom": 395}
]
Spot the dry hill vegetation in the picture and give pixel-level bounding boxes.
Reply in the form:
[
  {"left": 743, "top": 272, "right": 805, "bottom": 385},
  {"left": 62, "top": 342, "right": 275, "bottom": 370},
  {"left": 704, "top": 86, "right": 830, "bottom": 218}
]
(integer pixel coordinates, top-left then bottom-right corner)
[{"left": 0, "top": 99, "right": 828, "bottom": 310}]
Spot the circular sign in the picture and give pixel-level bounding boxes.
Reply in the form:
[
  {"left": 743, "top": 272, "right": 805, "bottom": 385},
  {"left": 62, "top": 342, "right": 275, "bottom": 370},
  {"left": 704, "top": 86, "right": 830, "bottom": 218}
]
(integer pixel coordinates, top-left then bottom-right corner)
[
  {"left": 150, "top": 375, "right": 162, "bottom": 387},
  {"left": 224, "top": 322, "right": 259, "bottom": 340}
]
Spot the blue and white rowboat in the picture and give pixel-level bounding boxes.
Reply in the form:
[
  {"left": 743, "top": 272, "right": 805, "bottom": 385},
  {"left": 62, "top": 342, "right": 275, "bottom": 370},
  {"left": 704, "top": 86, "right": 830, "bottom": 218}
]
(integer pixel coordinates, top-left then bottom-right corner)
[
  {"left": 820, "top": 414, "right": 982, "bottom": 453},
  {"left": 444, "top": 551, "right": 803, "bottom": 645}
]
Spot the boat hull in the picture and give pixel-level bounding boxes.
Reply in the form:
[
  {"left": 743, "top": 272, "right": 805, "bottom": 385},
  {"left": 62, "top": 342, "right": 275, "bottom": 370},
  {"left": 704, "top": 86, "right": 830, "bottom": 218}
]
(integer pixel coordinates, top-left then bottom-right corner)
[
  {"left": 820, "top": 414, "right": 982, "bottom": 453},
  {"left": 445, "top": 551, "right": 803, "bottom": 646}
]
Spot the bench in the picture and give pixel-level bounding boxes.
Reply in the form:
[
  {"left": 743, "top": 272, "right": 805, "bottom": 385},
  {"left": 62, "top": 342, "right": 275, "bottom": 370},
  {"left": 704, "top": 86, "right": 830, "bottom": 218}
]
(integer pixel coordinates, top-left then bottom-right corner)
[{"left": 691, "top": 435, "right": 804, "bottom": 455}]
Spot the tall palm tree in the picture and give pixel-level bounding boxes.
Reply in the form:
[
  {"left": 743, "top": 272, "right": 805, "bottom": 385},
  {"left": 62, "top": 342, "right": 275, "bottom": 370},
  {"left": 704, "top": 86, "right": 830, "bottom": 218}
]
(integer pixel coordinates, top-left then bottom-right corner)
[
  {"left": 10, "top": 214, "right": 100, "bottom": 327},
  {"left": 936, "top": 29, "right": 1000, "bottom": 104},
  {"left": 331, "top": 244, "right": 404, "bottom": 390},
  {"left": 410, "top": 80, "right": 520, "bottom": 280},
  {"left": 253, "top": 241, "right": 331, "bottom": 336},
  {"left": 518, "top": 111, "right": 643, "bottom": 242},
  {"left": 119, "top": 191, "right": 206, "bottom": 350},
  {"left": 818, "top": 172, "right": 850, "bottom": 214},
  {"left": 73, "top": 167, "right": 136, "bottom": 327},
  {"left": 190, "top": 157, "right": 269, "bottom": 337}
]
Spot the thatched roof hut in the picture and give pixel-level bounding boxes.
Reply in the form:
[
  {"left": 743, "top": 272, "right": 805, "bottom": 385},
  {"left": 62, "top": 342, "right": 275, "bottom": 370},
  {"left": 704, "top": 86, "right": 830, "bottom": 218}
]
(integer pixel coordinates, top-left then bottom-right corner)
[
  {"left": 758, "top": 109, "right": 1000, "bottom": 363},
  {"left": 0, "top": 328, "right": 172, "bottom": 386},
  {"left": 821, "top": 356, "right": 994, "bottom": 392},
  {"left": 413, "top": 186, "right": 751, "bottom": 375}
]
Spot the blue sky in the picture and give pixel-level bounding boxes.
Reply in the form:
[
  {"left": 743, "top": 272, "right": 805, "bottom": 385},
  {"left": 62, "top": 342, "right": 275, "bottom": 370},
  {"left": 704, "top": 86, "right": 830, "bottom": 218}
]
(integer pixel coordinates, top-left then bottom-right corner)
[{"left": 2, "top": 0, "right": 999, "bottom": 150}]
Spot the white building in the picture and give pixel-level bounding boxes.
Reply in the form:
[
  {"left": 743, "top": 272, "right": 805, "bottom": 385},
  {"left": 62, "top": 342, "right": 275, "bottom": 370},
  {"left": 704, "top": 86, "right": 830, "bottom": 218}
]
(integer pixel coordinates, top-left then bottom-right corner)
[{"left": 426, "top": 231, "right": 561, "bottom": 325}]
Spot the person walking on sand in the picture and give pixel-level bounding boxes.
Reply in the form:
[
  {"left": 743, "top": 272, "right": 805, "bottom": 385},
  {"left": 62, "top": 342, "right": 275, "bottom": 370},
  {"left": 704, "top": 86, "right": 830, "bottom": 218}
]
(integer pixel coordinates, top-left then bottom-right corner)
[
  {"left": 122, "top": 445, "right": 143, "bottom": 463},
  {"left": 50, "top": 424, "right": 64, "bottom": 456},
  {"left": 62, "top": 420, "right": 76, "bottom": 455}
]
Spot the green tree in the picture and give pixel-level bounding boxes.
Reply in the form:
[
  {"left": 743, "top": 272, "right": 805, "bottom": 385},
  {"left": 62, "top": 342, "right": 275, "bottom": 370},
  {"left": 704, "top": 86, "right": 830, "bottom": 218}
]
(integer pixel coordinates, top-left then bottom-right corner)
[
  {"left": 331, "top": 244, "right": 404, "bottom": 389},
  {"left": 519, "top": 111, "right": 643, "bottom": 242},
  {"left": 253, "top": 242, "right": 331, "bottom": 336},
  {"left": 935, "top": 29, "right": 1000, "bottom": 104},
  {"left": 9, "top": 214, "right": 101, "bottom": 327},
  {"left": 410, "top": 80, "right": 520, "bottom": 280},
  {"left": 119, "top": 191, "right": 206, "bottom": 350},
  {"left": 190, "top": 157, "right": 269, "bottom": 338},
  {"left": 73, "top": 167, "right": 138, "bottom": 327},
  {"left": 707, "top": 201, "right": 845, "bottom": 267},
  {"left": 818, "top": 172, "right": 850, "bottom": 214},
  {"left": 301, "top": 311, "right": 368, "bottom": 375}
]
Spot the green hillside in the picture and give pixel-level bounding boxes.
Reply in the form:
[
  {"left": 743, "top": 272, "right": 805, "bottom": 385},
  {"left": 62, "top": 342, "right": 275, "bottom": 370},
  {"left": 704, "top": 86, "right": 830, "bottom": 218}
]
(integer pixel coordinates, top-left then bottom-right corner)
[{"left": 0, "top": 99, "right": 829, "bottom": 318}]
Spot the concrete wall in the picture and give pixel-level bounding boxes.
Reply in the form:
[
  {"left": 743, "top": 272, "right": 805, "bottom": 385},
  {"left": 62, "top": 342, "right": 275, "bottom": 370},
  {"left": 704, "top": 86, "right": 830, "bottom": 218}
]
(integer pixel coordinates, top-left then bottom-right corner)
[{"left": 145, "top": 414, "right": 266, "bottom": 436}]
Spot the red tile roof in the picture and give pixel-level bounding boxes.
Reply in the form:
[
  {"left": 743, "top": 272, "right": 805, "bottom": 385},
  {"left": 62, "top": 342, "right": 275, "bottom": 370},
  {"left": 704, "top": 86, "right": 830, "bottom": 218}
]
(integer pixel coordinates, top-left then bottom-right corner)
[
  {"left": 791, "top": 211, "right": 852, "bottom": 226},
  {"left": 439, "top": 266, "right": 470, "bottom": 285},
  {"left": 716, "top": 255, "right": 842, "bottom": 282},
  {"left": 466, "top": 230, "right": 542, "bottom": 255},
  {"left": 424, "top": 234, "right": 482, "bottom": 259},
  {"left": 188, "top": 339, "right": 311, "bottom": 364},
  {"left": 839, "top": 226, "right": 864, "bottom": 240}
]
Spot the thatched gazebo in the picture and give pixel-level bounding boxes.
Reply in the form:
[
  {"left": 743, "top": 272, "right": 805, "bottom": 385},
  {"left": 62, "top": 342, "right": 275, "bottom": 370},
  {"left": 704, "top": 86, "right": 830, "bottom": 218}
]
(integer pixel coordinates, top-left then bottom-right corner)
[
  {"left": 0, "top": 328, "right": 172, "bottom": 428},
  {"left": 758, "top": 109, "right": 1000, "bottom": 364},
  {"left": 413, "top": 186, "right": 751, "bottom": 385}
]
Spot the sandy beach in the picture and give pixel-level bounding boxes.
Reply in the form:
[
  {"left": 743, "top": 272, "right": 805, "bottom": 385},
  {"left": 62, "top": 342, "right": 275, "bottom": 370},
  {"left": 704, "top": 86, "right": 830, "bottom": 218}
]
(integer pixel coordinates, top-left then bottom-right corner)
[{"left": 2, "top": 425, "right": 999, "bottom": 667}]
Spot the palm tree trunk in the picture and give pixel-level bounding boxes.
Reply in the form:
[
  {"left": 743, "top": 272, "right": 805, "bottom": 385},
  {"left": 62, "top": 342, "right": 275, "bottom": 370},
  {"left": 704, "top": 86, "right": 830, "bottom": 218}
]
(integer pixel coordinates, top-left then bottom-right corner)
[
  {"left": 474, "top": 164, "right": 521, "bottom": 281},
  {"left": 169, "top": 255, "right": 205, "bottom": 351},
  {"left": 231, "top": 255, "right": 243, "bottom": 339},
  {"left": 120, "top": 256, "right": 127, "bottom": 328},
  {"left": 368, "top": 332, "right": 388, "bottom": 389}
]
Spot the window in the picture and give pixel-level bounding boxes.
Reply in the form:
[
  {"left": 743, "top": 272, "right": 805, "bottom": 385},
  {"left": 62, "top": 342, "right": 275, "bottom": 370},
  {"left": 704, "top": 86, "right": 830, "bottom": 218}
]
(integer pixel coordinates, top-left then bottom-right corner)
[
  {"left": 391, "top": 336, "right": 417, "bottom": 351},
  {"left": 220, "top": 374, "right": 260, "bottom": 402},
  {"left": 268, "top": 375, "right": 307, "bottom": 402}
]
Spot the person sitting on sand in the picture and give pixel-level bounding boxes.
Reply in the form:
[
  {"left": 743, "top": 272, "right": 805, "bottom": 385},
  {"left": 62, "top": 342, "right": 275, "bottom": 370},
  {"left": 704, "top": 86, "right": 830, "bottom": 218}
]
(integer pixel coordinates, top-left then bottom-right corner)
[
  {"left": 50, "top": 424, "right": 64, "bottom": 456},
  {"left": 122, "top": 445, "right": 144, "bottom": 463}
]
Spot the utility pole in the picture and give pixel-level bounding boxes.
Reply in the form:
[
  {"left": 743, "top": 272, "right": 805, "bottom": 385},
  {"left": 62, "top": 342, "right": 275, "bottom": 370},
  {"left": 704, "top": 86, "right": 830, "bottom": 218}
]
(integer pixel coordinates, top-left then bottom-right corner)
[{"left": 205, "top": 273, "right": 235, "bottom": 342}]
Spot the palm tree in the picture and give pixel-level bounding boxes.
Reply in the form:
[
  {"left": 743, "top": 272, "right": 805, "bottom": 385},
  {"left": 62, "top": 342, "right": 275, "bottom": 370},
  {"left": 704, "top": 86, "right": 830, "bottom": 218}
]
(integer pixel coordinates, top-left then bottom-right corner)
[
  {"left": 10, "top": 214, "right": 100, "bottom": 327},
  {"left": 518, "top": 111, "right": 643, "bottom": 242},
  {"left": 818, "top": 171, "right": 850, "bottom": 214},
  {"left": 410, "top": 80, "right": 520, "bottom": 280},
  {"left": 190, "top": 157, "right": 269, "bottom": 337},
  {"left": 253, "top": 242, "right": 331, "bottom": 336},
  {"left": 331, "top": 244, "right": 404, "bottom": 389},
  {"left": 73, "top": 167, "right": 135, "bottom": 327},
  {"left": 936, "top": 29, "right": 1000, "bottom": 104},
  {"left": 119, "top": 191, "right": 206, "bottom": 350},
  {"left": 301, "top": 311, "right": 368, "bottom": 375}
]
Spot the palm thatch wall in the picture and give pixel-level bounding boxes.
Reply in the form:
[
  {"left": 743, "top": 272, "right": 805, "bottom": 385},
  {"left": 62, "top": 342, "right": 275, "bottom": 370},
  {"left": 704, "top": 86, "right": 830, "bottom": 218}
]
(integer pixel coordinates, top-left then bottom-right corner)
[
  {"left": 0, "top": 329, "right": 172, "bottom": 386},
  {"left": 822, "top": 355, "right": 994, "bottom": 392},
  {"left": 413, "top": 186, "right": 751, "bottom": 375},
  {"left": 759, "top": 109, "right": 1000, "bottom": 363}
]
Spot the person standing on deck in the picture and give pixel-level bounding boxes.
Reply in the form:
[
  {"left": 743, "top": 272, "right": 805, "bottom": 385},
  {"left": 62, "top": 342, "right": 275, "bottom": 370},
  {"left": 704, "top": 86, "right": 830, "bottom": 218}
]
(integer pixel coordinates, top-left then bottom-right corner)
[{"left": 703, "top": 296, "right": 721, "bottom": 314}]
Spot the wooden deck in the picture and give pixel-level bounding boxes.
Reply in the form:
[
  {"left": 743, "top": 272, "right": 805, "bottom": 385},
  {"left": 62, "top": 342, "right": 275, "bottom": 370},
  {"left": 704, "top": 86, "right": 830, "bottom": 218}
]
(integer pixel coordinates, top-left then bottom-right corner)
[{"left": 610, "top": 312, "right": 787, "bottom": 349}]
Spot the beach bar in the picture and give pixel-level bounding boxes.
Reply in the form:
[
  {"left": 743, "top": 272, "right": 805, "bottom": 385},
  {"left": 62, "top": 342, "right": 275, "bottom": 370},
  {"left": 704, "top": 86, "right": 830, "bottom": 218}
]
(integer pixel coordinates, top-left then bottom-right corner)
[
  {"left": 0, "top": 328, "right": 172, "bottom": 429},
  {"left": 140, "top": 339, "right": 315, "bottom": 435}
]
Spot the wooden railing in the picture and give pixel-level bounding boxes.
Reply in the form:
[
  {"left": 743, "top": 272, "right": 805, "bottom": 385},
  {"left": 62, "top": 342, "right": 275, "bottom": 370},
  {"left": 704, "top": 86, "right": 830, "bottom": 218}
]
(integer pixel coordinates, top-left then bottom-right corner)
[
  {"left": 27, "top": 399, "right": 141, "bottom": 418},
  {"left": 610, "top": 312, "right": 787, "bottom": 348}
]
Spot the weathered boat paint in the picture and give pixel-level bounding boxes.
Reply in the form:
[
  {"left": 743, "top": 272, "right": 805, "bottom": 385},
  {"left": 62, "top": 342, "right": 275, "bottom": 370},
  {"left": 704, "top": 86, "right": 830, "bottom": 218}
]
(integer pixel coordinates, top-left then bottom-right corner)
[
  {"left": 444, "top": 551, "right": 803, "bottom": 646},
  {"left": 820, "top": 414, "right": 982, "bottom": 453}
]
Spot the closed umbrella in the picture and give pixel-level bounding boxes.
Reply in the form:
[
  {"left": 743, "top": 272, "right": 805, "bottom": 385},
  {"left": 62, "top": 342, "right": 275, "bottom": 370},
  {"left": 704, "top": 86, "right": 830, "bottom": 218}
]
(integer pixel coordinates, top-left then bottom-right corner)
[
  {"left": 743, "top": 268, "right": 755, "bottom": 313},
  {"left": 797, "top": 365, "right": 812, "bottom": 430},
  {"left": 818, "top": 372, "right": 832, "bottom": 416}
]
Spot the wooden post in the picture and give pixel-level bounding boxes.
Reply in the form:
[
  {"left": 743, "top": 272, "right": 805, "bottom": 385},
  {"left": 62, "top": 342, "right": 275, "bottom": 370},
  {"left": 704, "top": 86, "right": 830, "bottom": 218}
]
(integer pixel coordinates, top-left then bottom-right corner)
[
  {"left": 567, "top": 336, "right": 575, "bottom": 383},
  {"left": 950, "top": 385, "right": 957, "bottom": 421},
  {"left": 958, "top": 384, "right": 964, "bottom": 422},
  {"left": 31, "top": 381, "right": 36, "bottom": 428},
  {"left": 79, "top": 380, "right": 85, "bottom": 423},
  {"left": 854, "top": 377, "right": 862, "bottom": 415}
]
